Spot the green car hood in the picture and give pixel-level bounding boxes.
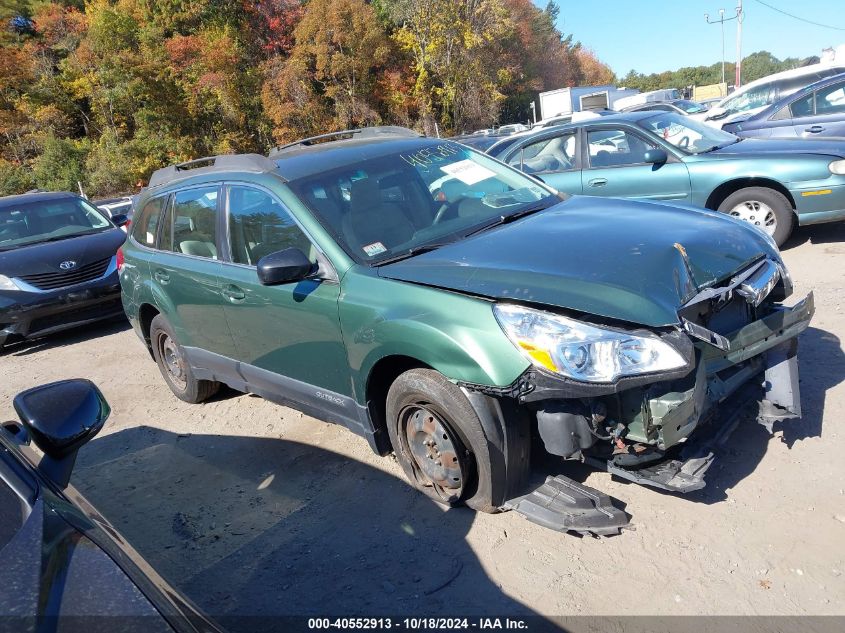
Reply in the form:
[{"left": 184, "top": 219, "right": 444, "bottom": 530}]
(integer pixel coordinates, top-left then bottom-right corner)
[{"left": 378, "top": 197, "right": 780, "bottom": 327}]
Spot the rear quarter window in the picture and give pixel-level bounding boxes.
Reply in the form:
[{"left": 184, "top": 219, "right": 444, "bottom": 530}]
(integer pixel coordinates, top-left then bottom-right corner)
[{"left": 132, "top": 196, "right": 166, "bottom": 248}]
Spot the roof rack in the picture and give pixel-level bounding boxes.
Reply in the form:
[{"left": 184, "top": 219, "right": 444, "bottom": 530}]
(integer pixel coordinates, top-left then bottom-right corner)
[
  {"left": 148, "top": 153, "right": 278, "bottom": 188},
  {"left": 269, "top": 126, "right": 423, "bottom": 157}
]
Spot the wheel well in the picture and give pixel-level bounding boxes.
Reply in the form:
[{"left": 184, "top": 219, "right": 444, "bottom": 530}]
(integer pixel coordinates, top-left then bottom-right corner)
[
  {"left": 705, "top": 178, "right": 797, "bottom": 212},
  {"left": 138, "top": 303, "right": 160, "bottom": 351},
  {"left": 365, "top": 355, "right": 431, "bottom": 455}
]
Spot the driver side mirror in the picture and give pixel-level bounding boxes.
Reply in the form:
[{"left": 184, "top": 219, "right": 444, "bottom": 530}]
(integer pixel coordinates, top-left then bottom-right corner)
[
  {"left": 644, "top": 149, "right": 668, "bottom": 165},
  {"left": 111, "top": 213, "right": 130, "bottom": 227},
  {"left": 13, "top": 379, "right": 110, "bottom": 488},
  {"left": 257, "top": 248, "right": 315, "bottom": 285}
]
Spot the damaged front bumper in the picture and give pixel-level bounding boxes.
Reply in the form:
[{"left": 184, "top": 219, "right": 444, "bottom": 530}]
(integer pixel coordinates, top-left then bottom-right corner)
[{"left": 534, "top": 291, "right": 815, "bottom": 493}]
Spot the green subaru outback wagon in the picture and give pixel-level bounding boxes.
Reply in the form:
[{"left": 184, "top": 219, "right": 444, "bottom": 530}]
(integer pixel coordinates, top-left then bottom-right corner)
[{"left": 120, "top": 127, "right": 813, "bottom": 534}]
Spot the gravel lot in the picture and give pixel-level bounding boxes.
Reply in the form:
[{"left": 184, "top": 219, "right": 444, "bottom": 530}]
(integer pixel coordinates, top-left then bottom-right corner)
[{"left": 2, "top": 222, "right": 844, "bottom": 625}]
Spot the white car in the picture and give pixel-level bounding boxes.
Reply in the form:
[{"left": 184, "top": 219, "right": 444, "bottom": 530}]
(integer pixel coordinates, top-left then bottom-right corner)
[{"left": 699, "top": 62, "right": 845, "bottom": 128}]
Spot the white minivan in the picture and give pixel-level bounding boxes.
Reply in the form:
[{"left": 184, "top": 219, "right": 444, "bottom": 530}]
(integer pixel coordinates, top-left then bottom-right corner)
[{"left": 699, "top": 62, "right": 845, "bottom": 128}]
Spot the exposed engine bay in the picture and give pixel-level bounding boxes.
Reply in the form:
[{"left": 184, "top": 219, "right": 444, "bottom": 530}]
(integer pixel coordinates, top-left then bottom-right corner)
[{"left": 526, "top": 257, "right": 814, "bottom": 493}]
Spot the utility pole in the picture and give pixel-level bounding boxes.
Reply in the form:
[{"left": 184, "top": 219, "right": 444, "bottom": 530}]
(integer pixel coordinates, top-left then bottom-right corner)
[
  {"left": 705, "top": 7, "right": 740, "bottom": 88},
  {"left": 735, "top": 0, "right": 744, "bottom": 88}
]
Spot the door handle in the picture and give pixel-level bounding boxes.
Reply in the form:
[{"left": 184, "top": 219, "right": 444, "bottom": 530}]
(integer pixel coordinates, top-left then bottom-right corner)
[
  {"left": 222, "top": 284, "right": 246, "bottom": 302},
  {"left": 588, "top": 178, "right": 608, "bottom": 187},
  {"left": 805, "top": 125, "right": 824, "bottom": 133},
  {"left": 153, "top": 269, "right": 170, "bottom": 284}
]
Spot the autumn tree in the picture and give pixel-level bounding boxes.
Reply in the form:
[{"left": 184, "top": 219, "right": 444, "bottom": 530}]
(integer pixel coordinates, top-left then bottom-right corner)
[
  {"left": 262, "top": 0, "right": 391, "bottom": 143},
  {"left": 575, "top": 48, "right": 615, "bottom": 86}
]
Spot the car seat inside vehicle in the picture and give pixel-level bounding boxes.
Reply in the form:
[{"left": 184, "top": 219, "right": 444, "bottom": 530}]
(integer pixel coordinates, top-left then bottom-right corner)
[{"left": 343, "top": 177, "right": 416, "bottom": 252}]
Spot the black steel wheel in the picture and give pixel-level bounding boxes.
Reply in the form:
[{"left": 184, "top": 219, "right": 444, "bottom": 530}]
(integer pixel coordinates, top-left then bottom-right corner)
[
  {"left": 398, "top": 403, "right": 469, "bottom": 502},
  {"left": 149, "top": 314, "right": 219, "bottom": 403},
  {"left": 386, "top": 368, "right": 502, "bottom": 512}
]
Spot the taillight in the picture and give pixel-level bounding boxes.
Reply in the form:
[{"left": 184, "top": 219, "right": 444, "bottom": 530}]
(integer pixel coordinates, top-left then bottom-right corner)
[{"left": 116, "top": 248, "right": 125, "bottom": 273}]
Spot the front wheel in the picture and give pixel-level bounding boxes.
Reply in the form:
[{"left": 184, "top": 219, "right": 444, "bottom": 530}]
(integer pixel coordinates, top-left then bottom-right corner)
[
  {"left": 717, "top": 187, "right": 794, "bottom": 247},
  {"left": 385, "top": 369, "right": 499, "bottom": 513}
]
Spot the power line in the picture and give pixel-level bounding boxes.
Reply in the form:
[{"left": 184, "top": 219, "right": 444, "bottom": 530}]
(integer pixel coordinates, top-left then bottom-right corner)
[{"left": 752, "top": 0, "right": 845, "bottom": 31}]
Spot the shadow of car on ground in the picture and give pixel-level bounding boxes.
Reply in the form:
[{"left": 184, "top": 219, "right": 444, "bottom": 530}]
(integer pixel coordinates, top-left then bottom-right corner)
[
  {"left": 782, "top": 220, "right": 845, "bottom": 250},
  {"left": 0, "top": 315, "right": 130, "bottom": 358},
  {"left": 73, "top": 427, "right": 552, "bottom": 632}
]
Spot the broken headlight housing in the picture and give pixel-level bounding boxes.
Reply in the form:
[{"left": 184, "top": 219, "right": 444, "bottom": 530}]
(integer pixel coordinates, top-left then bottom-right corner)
[{"left": 494, "top": 304, "right": 688, "bottom": 383}]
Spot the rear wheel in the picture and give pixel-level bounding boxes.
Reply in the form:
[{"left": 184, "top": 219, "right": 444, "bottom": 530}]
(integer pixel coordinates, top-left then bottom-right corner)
[
  {"left": 149, "top": 314, "right": 219, "bottom": 403},
  {"left": 386, "top": 369, "right": 499, "bottom": 513},
  {"left": 717, "top": 187, "right": 794, "bottom": 247}
]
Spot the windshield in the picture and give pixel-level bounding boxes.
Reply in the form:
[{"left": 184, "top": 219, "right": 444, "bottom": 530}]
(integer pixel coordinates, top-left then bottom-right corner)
[
  {"left": 287, "top": 141, "right": 557, "bottom": 264},
  {"left": 0, "top": 197, "right": 112, "bottom": 250},
  {"left": 637, "top": 112, "right": 738, "bottom": 154},
  {"left": 674, "top": 99, "right": 707, "bottom": 114},
  {"left": 718, "top": 82, "right": 776, "bottom": 116}
]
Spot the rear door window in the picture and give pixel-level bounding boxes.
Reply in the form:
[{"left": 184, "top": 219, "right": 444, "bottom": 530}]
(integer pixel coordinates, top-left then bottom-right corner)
[
  {"left": 789, "top": 92, "right": 815, "bottom": 118},
  {"left": 161, "top": 187, "right": 220, "bottom": 259},
  {"left": 132, "top": 196, "right": 166, "bottom": 248}
]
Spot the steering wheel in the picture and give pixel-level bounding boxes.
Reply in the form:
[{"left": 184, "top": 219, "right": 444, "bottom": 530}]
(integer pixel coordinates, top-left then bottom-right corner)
[{"left": 678, "top": 135, "right": 690, "bottom": 149}]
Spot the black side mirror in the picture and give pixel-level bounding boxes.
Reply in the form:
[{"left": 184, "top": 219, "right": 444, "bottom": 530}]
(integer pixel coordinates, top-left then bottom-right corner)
[
  {"left": 644, "top": 149, "right": 668, "bottom": 165},
  {"left": 256, "top": 248, "right": 315, "bottom": 285},
  {"left": 13, "top": 379, "right": 110, "bottom": 488},
  {"left": 111, "top": 213, "right": 130, "bottom": 227}
]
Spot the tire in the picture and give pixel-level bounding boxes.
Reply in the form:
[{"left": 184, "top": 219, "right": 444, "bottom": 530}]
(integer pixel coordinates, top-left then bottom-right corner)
[
  {"left": 386, "top": 368, "right": 499, "bottom": 513},
  {"left": 149, "top": 314, "right": 219, "bottom": 403},
  {"left": 717, "top": 186, "right": 794, "bottom": 247}
]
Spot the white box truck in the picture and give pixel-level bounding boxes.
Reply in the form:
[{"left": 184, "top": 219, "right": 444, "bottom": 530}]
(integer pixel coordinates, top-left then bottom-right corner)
[{"left": 538, "top": 86, "right": 639, "bottom": 119}]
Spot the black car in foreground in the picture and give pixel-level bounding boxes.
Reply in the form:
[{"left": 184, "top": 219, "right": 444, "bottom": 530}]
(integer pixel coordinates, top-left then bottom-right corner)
[
  {"left": 0, "top": 379, "right": 221, "bottom": 632},
  {"left": 0, "top": 192, "right": 128, "bottom": 350}
]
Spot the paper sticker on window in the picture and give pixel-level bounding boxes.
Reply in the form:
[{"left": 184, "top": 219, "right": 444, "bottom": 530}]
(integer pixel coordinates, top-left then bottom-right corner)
[
  {"left": 363, "top": 241, "right": 387, "bottom": 256},
  {"left": 440, "top": 159, "right": 496, "bottom": 185}
]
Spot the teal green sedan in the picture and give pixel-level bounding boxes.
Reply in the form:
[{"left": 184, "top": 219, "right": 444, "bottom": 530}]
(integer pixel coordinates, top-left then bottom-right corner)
[{"left": 488, "top": 111, "right": 845, "bottom": 246}]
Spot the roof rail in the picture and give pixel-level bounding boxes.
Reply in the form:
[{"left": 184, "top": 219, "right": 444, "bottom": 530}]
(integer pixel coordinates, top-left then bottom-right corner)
[
  {"left": 148, "top": 153, "right": 278, "bottom": 188},
  {"left": 269, "top": 126, "right": 423, "bottom": 157}
]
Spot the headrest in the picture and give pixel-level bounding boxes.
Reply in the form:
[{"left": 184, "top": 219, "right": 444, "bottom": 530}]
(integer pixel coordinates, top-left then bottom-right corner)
[{"left": 350, "top": 178, "right": 381, "bottom": 215}]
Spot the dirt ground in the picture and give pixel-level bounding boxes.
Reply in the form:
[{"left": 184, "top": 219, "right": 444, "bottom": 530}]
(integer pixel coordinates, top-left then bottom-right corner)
[{"left": 2, "top": 222, "right": 844, "bottom": 625}]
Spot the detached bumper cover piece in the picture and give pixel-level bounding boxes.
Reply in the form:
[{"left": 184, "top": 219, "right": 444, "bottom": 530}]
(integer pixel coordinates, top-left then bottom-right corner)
[
  {"left": 758, "top": 338, "right": 802, "bottom": 431},
  {"left": 504, "top": 475, "right": 630, "bottom": 536}
]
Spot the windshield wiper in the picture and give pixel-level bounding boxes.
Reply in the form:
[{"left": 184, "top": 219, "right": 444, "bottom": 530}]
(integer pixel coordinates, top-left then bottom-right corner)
[
  {"left": 697, "top": 138, "right": 741, "bottom": 154},
  {"left": 464, "top": 201, "right": 553, "bottom": 238},
  {"left": 33, "top": 229, "right": 107, "bottom": 244},
  {"left": 373, "top": 242, "right": 452, "bottom": 266}
]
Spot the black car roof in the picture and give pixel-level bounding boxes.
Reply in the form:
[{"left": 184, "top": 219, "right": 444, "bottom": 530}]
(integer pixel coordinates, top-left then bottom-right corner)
[
  {"left": 0, "top": 191, "right": 80, "bottom": 209},
  {"left": 271, "top": 135, "right": 459, "bottom": 181},
  {"left": 145, "top": 127, "right": 448, "bottom": 188}
]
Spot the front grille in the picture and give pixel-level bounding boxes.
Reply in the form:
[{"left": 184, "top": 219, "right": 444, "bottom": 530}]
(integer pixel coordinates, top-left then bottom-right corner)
[{"left": 17, "top": 257, "right": 112, "bottom": 291}]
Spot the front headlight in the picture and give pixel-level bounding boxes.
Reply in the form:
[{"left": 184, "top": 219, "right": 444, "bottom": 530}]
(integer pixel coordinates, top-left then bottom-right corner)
[
  {"left": 0, "top": 275, "right": 21, "bottom": 291},
  {"left": 493, "top": 304, "right": 688, "bottom": 383},
  {"left": 830, "top": 160, "right": 845, "bottom": 175}
]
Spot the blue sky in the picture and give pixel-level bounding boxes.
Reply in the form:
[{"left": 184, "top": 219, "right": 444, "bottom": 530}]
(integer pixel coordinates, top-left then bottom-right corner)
[{"left": 538, "top": 0, "right": 845, "bottom": 75}]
